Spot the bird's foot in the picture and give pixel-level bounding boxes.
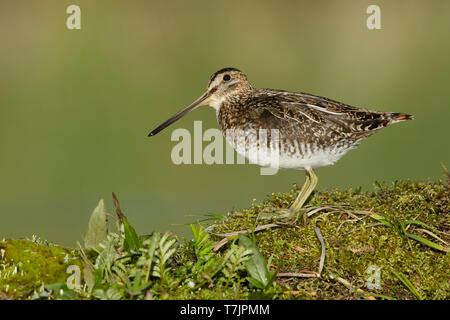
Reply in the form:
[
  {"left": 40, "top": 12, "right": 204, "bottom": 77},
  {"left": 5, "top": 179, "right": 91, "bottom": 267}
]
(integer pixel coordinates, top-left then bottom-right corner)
[{"left": 257, "top": 206, "right": 306, "bottom": 225}]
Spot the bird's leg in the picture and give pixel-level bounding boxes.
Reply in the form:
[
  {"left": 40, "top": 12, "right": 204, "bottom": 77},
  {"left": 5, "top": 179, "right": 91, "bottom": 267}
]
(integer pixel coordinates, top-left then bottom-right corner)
[
  {"left": 290, "top": 168, "right": 317, "bottom": 212},
  {"left": 257, "top": 172, "right": 310, "bottom": 221},
  {"left": 289, "top": 170, "right": 311, "bottom": 212}
]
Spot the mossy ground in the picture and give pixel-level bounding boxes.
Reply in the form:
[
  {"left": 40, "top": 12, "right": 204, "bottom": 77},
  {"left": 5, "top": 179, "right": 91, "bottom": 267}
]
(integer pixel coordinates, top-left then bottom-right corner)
[
  {"left": 210, "top": 179, "right": 449, "bottom": 299},
  {"left": 0, "top": 179, "right": 448, "bottom": 300},
  {"left": 0, "top": 237, "right": 82, "bottom": 299}
]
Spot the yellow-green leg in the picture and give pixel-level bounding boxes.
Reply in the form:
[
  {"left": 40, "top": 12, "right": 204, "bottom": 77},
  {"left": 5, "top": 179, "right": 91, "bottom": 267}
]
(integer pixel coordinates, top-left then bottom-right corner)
[{"left": 290, "top": 168, "right": 318, "bottom": 212}]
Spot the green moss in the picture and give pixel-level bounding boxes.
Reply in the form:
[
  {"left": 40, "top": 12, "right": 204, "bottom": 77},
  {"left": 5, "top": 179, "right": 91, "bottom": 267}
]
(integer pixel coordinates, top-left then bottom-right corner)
[
  {"left": 0, "top": 238, "right": 81, "bottom": 299},
  {"left": 210, "top": 179, "right": 449, "bottom": 299}
]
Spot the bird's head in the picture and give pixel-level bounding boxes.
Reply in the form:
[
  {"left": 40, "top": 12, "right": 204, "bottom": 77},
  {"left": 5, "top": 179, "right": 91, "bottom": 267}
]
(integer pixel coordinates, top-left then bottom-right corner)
[{"left": 148, "top": 67, "right": 252, "bottom": 136}]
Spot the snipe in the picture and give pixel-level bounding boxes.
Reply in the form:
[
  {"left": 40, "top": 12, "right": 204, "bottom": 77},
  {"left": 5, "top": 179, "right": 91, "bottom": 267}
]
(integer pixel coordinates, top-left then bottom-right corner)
[{"left": 149, "top": 67, "right": 413, "bottom": 214}]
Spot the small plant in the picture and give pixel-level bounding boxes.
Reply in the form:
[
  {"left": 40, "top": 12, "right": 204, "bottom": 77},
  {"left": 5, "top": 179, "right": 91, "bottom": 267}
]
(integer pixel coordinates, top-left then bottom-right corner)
[
  {"left": 185, "top": 224, "right": 229, "bottom": 289},
  {"left": 190, "top": 224, "right": 215, "bottom": 263},
  {"left": 71, "top": 196, "right": 282, "bottom": 299},
  {"left": 222, "top": 243, "right": 252, "bottom": 287},
  {"left": 149, "top": 233, "right": 178, "bottom": 287}
]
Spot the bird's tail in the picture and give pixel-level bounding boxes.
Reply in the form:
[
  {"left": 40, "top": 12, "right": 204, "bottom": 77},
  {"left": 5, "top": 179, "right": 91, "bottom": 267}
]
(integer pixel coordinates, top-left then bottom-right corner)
[{"left": 390, "top": 112, "right": 414, "bottom": 123}]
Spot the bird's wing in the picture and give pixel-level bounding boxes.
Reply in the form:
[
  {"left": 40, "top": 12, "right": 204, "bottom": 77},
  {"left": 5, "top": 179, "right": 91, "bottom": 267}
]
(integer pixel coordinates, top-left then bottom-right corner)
[{"left": 249, "top": 89, "right": 393, "bottom": 135}]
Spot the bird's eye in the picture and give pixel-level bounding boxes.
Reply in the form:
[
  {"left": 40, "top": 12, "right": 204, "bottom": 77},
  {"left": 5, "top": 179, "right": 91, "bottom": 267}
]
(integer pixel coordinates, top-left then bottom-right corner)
[{"left": 223, "top": 74, "right": 231, "bottom": 81}]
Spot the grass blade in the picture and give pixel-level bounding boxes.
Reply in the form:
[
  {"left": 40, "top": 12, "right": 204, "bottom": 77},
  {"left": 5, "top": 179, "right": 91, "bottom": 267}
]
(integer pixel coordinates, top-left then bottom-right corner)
[
  {"left": 407, "top": 233, "right": 447, "bottom": 252},
  {"left": 367, "top": 212, "right": 392, "bottom": 227},
  {"left": 392, "top": 270, "right": 423, "bottom": 300},
  {"left": 404, "top": 220, "right": 435, "bottom": 230}
]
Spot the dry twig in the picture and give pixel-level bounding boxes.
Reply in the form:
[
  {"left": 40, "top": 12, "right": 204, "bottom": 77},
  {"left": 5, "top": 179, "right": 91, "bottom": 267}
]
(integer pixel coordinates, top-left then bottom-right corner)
[
  {"left": 314, "top": 227, "right": 326, "bottom": 278},
  {"left": 328, "top": 271, "right": 376, "bottom": 300}
]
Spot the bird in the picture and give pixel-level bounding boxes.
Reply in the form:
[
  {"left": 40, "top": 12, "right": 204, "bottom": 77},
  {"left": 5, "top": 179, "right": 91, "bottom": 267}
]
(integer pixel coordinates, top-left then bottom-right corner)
[{"left": 148, "top": 67, "right": 413, "bottom": 215}]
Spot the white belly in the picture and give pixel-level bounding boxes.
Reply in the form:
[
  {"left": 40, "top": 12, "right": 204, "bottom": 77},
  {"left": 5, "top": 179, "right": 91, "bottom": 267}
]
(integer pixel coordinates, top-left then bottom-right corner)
[
  {"left": 224, "top": 130, "right": 353, "bottom": 170},
  {"left": 240, "top": 145, "right": 351, "bottom": 170}
]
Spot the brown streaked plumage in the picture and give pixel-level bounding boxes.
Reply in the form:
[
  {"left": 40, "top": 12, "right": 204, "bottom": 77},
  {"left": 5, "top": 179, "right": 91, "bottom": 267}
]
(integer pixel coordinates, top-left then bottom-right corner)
[{"left": 149, "top": 67, "right": 413, "bottom": 215}]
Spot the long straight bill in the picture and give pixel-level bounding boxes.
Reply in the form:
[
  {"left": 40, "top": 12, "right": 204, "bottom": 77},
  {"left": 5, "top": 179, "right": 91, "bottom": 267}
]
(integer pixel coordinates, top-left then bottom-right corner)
[{"left": 148, "top": 92, "right": 208, "bottom": 136}]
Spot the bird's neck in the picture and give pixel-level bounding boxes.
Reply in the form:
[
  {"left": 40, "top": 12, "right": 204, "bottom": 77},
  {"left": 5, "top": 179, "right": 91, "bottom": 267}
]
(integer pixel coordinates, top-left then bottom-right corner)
[{"left": 216, "top": 94, "right": 253, "bottom": 132}]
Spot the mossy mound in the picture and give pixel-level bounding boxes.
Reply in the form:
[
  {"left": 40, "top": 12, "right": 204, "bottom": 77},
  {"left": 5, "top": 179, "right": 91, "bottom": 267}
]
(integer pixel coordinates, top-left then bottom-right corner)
[
  {"left": 210, "top": 179, "right": 449, "bottom": 299},
  {"left": 0, "top": 179, "right": 448, "bottom": 300},
  {"left": 0, "top": 238, "right": 81, "bottom": 299}
]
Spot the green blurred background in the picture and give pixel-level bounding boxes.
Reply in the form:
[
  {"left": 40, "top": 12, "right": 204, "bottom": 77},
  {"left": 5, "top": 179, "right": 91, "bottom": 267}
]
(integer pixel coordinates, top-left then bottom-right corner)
[{"left": 1, "top": 1, "right": 449, "bottom": 246}]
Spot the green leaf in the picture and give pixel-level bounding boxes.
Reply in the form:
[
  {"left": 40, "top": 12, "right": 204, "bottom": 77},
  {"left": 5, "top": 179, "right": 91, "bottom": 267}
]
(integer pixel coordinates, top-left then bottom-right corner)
[
  {"left": 246, "top": 276, "right": 266, "bottom": 289},
  {"left": 82, "top": 262, "right": 95, "bottom": 292},
  {"left": 407, "top": 233, "right": 447, "bottom": 252},
  {"left": 239, "top": 235, "right": 273, "bottom": 289},
  {"left": 84, "top": 199, "right": 108, "bottom": 249},
  {"left": 142, "top": 235, "right": 157, "bottom": 281},
  {"left": 123, "top": 218, "right": 141, "bottom": 251}
]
